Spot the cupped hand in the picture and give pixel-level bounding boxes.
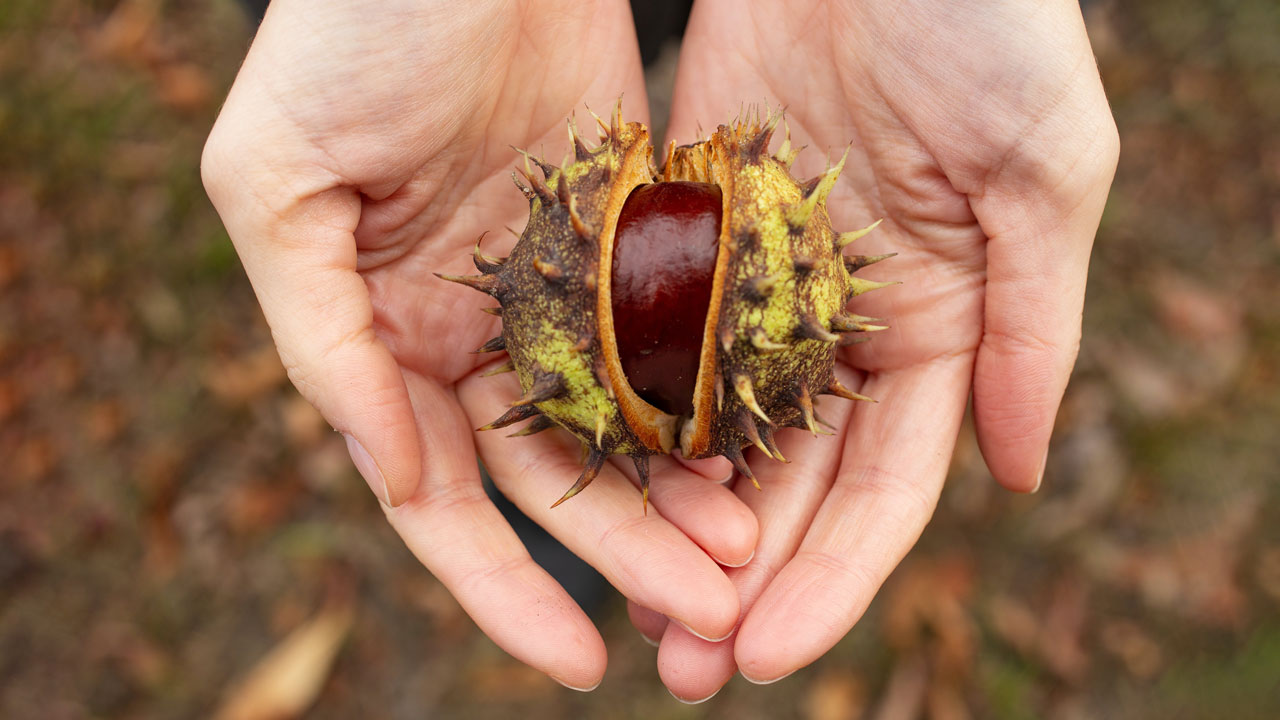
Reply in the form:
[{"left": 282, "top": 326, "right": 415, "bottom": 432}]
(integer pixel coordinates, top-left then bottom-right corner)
[
  {"left": 201, "top": 0, "right": 755, "bottom": 690},
  {"left": 639, "top": 0, "right": 1119, "bottom": 701}
]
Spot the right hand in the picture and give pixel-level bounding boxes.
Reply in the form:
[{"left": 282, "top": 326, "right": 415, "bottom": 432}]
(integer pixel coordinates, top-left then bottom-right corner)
[{"left": 201, "top": 0, "right": 756, "bottom": 690}]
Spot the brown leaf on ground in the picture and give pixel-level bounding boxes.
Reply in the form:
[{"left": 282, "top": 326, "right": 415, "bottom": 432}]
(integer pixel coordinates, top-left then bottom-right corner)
[
  {"left": 1103, "top": 491, "right": 1261, "bottom": 628},
  {"left": 280, "top": 394, "right": 327, "bottom": 448},
  {"left": 805, "top": 666, "right": 866, "bottom": 720},
  {"left": 1257, "top": 546, "right": 1280, "bottom": 604},
  {"left": 985, "top": 575, "right": 1090, "bottom": 685},
  {"left": 224, "top": 478, "right": 303, "bottom": 537},
  {"left": 213, "top": 605, "right": 354, "bottom": 720},
  {"left": 464, "top": 659, "right": 557, "bottom": 703},
  {"left": 1099, "top": 620, "right": 1163, "bottom": 680},
  {"left": 867, "top": 652, "right": 927, "bottom": 720},
  {"left": 204, "top": 346, "right": 286, "bottom": 404}
]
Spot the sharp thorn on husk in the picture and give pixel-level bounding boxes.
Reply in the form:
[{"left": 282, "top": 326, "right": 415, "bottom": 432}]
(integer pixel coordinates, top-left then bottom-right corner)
[
  {"left": 566, "top": 193, "right": 589, "bottom": 238},
  {"left": 568, "top": 116, "right": 593, "bottom": 162},
  {"left": 507, "top": 414, "right": 556, "bottom": 437},
  {"left": 436, "top": 272, "right": 504, "bottom": 298},
  {"left": 848, "top": 277, "right": 901, "bottom": 296},
  {"left": 749, "top": 327, "right": 788, "bottom": 352},
  {"left": 826, "top": 378, "right": 876, "bottom": 403},
  {"left": 512, "top": 371, "right": 567, "bottom": 407},
  {"left": 533, "top": 257, "right": 565, "bottom": 283},
  {"left": 592, "top": 354, "right": 614, "bottom": 399},
  {"left": 550, "top": 448, "right": 607, "bottom": 508},
  {"left": 518, "top": 166, "right": 556, "bottom": 206},
  {"left": 844, "top": 252, "right": 897, "bottom": 273},
  {"left": 511, "top": 172, "right": 535, "bottom": 201},
  {"left": 830, "top": 314, "right": 889, "bottom": 333},
  {"left": 836, "top": 219, "right": 884, "bottom": 249},
  {"left": 478, "top": 403, "right": 541, "bottom": 431},
  {"left": 472, "top": 236, "right": 507, "bottom": 274},
  {"left": 795, "top": 382, "right": 823, "bottom": 437},
  {"left": 719, "top": 325, "right": 736, "bottom": 353},
  {"left": 480, "top": 306, "right": 503, "bottom": 317},
  {"left": 480, "top": 358, "right": 515, "bottom": 377},
  {"left": 815, "top": 146, "right": 849, "bottom": 204},
  {"left": 744, "top": 274, "right": 777, "bottom": 302},
  {"left": 715, "top": 368, "right": 725, "bottom": 412},
  {"left": 631, "top": 454, "right": 650, "bottom": 515},
  {"left": 797, "top": 313, "right": 840, "bottom": 343},
  {"left": 611, "top": 97, "right": 624, "bottom": 140},
  {"left": 734, "top": 373, "right": 772, "bottom": 424},
  {"left": 774, "top": 121, "right": 799, "bottom": 168},
  {"left": 759, "top": 424, "right": 788, "bottom": 463},
  {"left": 595, "top": 410, "right": 607, "bottom": 449},
  {"left": 744, "top": 111, "right": 781, "bottom": 159},
  {"left": 471, "top": 335, "right": 506, "bottom": 354},
  {"left": 736, "top": 409, "right": 774, "bottom": 459},
  {"left": 787, "top": 194, "right": 817, "bottom": 232},
  {"left": 587, "top": 104, "right": 611, "bottom": 141},
  {"left": 511, "top": 146, "right": 555, "bottom": 179},
  {"left": 504, "top": 225, "right": 522, "bottom": 240},
  {"left": 724, "top": 445, "right": 761, "bottom": 490}
]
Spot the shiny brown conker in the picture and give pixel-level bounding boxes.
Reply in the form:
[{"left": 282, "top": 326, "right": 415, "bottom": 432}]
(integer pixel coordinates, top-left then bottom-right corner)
[{"left": 611, "top": 182, "right": 722, "bottom": 418}]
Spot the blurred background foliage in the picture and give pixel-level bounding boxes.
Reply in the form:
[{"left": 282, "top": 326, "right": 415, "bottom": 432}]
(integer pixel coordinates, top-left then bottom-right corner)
[{"left": 1, "top": 0, "right": 1278, "bottom": 718}]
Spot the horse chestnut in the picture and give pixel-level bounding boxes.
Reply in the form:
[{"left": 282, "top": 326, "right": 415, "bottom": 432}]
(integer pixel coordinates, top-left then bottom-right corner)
[{"left": 439, "top": 103, "right": 895, "bottom": 508}]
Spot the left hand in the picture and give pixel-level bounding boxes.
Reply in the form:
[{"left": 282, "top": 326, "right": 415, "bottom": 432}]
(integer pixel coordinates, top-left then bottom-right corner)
[{"left": 634, "top": 0, "right": 1119, "bottom": 701}]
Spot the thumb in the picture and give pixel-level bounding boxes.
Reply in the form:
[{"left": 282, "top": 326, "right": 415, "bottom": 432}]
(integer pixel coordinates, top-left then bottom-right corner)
[
  {"left": 971, "top": 118, "right": 1119, "bottom": 493},
  {"left": 201, "top": 145, "right": 421, "bottom": 506}
]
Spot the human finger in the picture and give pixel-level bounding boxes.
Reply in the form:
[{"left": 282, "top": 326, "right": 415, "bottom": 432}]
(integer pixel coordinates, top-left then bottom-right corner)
[
  {"left": 458, "top": 371, "right": 741, "bottom": 642},
  {"left": 384, "top": 371, "right": 605, "bottom": 690},
  {"left": 201, "top": 139, "right": 422, "bottom": 505},
  {"left": 656, "top": 387, "right": 857, "bottom": 701},
  {"left": 969, "top": 54, "right": 1120, "bottom": 493},
  {"left": 734, "top": 356, "right": 971, "bottom": 683},
  {"left": 627, "top": 601, "right": 668, "bottom": 647},
  {"left": 609, "top": 453, "right": 758, "bottom": 568},
  {"left": 673, "top": 453, "right": 735, "bottom": 484}
]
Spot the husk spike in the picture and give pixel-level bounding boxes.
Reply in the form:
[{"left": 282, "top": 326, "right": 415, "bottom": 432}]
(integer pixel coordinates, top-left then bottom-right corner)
[
  {"left": 734, "top": 373, "right": 772, "bottom": 424},
  {"left": 478, "top": 403, "right": 541, "bottom": 431},
  {"left": 550, "top": 448, "right": 607, "bottom": 508},
  {"left": 512, "top": 372, "right": 567, "bottom": 407},
  {"left": 826, "top": 378, "right": 876, "bottom": 403},
  {"left": 508, "top": 414, "right": 556, "bottom": 437},
  {"left": 836, "top": 218, "right": 883, "bottom": 249}
]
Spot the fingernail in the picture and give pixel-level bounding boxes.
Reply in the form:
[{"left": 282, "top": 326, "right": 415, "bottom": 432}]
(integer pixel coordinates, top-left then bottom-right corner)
[
  {"left": 669, "top": 686, "right": 722, "bottom": 705},
  {"left": 639, "top": 631, "right": 661, "bottom": 648},
  {"left": 671, "top": 618, "right": 733, "bottom": 643},
  {"left": 551, "top": 675, "right": 601, "bottom": 692},
  {"left": 711, "top": 549, "right": 754, "bottom": 568},
  {"left": 740, "top": 668, "right": 797, "bottom": 685},
  {"left": 344, "top": 433, "right": 389, "bottom": 506},
  {"left": 717, "top": 471, "right": 734, "bottom": 485},
  {"left": 1031, "top": 448, "right": 1049, "bottom": 493}
]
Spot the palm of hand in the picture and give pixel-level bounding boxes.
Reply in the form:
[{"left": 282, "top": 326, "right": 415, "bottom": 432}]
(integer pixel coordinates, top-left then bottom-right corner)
[
  {"left": 206, "top": 1, "right": 761, "bottom": 690},
  {"left": 633, "top": 0, "right": 1117, "bottom": 698}
]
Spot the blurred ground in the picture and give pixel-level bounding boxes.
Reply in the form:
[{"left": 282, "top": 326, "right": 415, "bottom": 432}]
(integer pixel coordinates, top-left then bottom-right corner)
[{"left": 1, "top": 1, "right": 1278, "bottom": 718}]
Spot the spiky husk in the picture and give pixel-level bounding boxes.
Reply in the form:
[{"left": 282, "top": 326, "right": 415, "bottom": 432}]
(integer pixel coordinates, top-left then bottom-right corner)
[{"left": 441, "top": 104, "right": 893, "bottom": 507}]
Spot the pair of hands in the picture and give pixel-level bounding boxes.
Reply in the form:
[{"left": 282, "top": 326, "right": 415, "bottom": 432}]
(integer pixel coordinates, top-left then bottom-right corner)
[{"left": 202, "top": 0, "right": 1117, "bottom": 702}]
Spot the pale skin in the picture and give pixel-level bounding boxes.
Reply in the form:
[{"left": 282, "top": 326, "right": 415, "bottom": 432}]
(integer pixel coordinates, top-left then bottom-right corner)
[{"left": 202, "top": 0, "right": 1117, "bottom": 701}]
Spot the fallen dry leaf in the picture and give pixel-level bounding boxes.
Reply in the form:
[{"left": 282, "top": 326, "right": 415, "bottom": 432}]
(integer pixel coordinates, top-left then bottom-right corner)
[
  {"left": 204, "top": 346, "right": 286, "bottom": 404},
  {"left": 213, "top": 606, "right": 354, "bottom": 720},
  {"left": 805, "top": 666, "right": 866, "bottom": 720}
]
